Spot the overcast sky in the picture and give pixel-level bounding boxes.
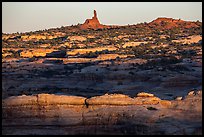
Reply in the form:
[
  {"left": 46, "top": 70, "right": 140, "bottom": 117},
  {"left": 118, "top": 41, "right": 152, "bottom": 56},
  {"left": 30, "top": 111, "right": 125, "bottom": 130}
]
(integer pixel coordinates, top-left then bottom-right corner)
[{"left": 2, "top": 2, "right": 202, "bottom": 33}]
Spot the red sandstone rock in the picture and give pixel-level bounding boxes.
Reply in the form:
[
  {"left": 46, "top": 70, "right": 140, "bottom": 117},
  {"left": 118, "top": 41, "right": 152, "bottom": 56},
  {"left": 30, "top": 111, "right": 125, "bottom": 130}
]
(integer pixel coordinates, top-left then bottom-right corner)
[
  {"left": 80, "top": 10, "right": 108, "bottom": 30},
  {"left": 149, "top": 17, "right": 199, "bottom": 29}
]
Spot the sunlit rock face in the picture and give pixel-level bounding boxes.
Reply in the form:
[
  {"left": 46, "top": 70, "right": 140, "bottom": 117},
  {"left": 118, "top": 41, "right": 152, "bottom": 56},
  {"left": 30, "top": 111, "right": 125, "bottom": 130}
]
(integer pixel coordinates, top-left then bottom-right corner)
[
  {"left": 2, "top": 91, "right": 202, "bottom": 135},
  {"left": 149, "top": 17, "right": 200, "bottom": 29},
  {"left": 2, "top": 94, "right": 86, "bottom": 106},
  {"left": 80, "top": 10, "right": 108, "bottom": 30}
]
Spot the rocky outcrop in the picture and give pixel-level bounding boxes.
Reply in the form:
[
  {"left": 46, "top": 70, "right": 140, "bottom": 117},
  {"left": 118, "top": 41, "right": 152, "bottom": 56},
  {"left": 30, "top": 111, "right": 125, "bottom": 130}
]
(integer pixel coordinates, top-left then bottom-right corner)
[
  {"left": 122, "top": 41, "right": 148, "bottom": 48},
  {"left": 3, "top": 94, "right": 86, "bottom": 106},
  {"left": 172, "top": 35, "right": 202, "bottom": 44},
  {"left": 68, "top": 36, "right": 87, "bottom": 42},
  {"left": 2, "top": 91, "right": 202, "bottom": 135},
  {"left": 149, "top": 17, "right": 200, "bottom": 29},
  {"left": 136, "top": 92, "right": 154, "bottom": 97},
  {"left": 3, "top": 95, "right": 37, "bottom": 106},
  {"left": 2, "top": 92, "right": 171, "bottom": 107},
  {"left": 80, "top": 10, "right": 108, "bottom": 30},
  {"left": 20, "top": 49, "right": 57, "bottom": 58},
  {"left": 67, "top": 46, "right": 117, "bottom": 56},
  {"left": 172, "top": 90, "right": 202, "bottom": 112},
  {"left": 86, "top": 94, "right": 135, "bottom": 105},
  {"left": 85, "top": 93, "right": 167, "bottom": 106}
]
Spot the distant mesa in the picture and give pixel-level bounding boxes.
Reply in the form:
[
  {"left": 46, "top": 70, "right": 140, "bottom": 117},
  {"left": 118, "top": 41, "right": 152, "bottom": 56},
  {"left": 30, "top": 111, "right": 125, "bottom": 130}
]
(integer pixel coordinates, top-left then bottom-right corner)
[
  {"left": 80, "top": 10, "right": 108, "bottom": 30},
  {"left": 151, "top": 17, "right": 184, "bottom": 23},
  {"left": 149, "top": 17, "right": 200, "bottom": 29},
  {"left": 79, "top": 14, "right": 200, "bottom": 30}
]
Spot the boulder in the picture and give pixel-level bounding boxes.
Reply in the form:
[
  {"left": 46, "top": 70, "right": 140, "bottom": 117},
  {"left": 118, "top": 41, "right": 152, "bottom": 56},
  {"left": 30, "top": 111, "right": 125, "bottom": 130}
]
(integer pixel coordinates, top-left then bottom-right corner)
[
  {"left": 134, "top": 96, "right": 161, "bottom": 105},
  {"left": 159, "top": 100, "right": 172, "bottom": 107},
  {"left": 175, "top": 96, "right": 183, "bottom": 101},
  {"left": 172, "top": 90, "right": 202, "bottom": 112},
  {"left": 187, "top": 90, "right": 195, "bottom": 96},
  {"left": 136, "top": 92, "right": 154, "bottom": 97}
]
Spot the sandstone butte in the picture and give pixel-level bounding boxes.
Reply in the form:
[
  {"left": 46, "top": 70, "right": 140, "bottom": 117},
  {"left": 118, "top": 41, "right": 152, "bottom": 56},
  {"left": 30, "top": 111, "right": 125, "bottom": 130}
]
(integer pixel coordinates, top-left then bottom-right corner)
[
  {"left": 80, "top": 10, "right": 108, "bottom": 30},
  {"left": 149, "top": 17, "right": 200, "bottom": 29}
]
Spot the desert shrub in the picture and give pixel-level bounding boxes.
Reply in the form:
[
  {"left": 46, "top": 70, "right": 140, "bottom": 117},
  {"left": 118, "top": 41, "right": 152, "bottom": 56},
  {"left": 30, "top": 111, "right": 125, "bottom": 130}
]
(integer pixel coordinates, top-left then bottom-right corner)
[
  {"left": 129, "top": 71, "right": 135, "bottom": 75},
  {"left": 160, "top": 56, "right": 181, "bottom": 64},
  {"left": 28, "top": 57, "right": 38, "bottom": 62},
  {"left": 117, "top": 81, "right": 123, "bottom": 85},
  {"left": 46, "top": 50, "right": 67, "bottom": 58},
  {"left": 43, "top": 59, "right": 63, "bottom": 64},
  {"left": 80, "top": 51, "right": 98, "bottom": 58},
  {"left": 167, "top": 65, "right": 190, "bottom": 72},
  {"left": 139, "top": 56, "right": 182, "bottom": 70},
  {"left": 38, "top": 70, "right": 59, "bottom": 77},
  {"left": 147, "top": 107, "right": 158, "bottom": 110},
  {"left": 179, "top": 50, "right": 197, "bottom": 58}
]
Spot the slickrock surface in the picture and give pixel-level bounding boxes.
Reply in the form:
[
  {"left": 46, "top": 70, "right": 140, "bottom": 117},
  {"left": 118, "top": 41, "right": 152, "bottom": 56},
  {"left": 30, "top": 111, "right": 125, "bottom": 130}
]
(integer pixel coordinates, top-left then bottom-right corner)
[
  {"left": 86, "top": 93, "right": 135, "bottom": 105},
  {"left": 2, "top": 91, "right": 202, "bottom": 135},
  {"left": 172, "top": 35, "right": 202, "bottom": 44},
  {"left": 3, "top": 94, "right": 86, "bottom": 106}
]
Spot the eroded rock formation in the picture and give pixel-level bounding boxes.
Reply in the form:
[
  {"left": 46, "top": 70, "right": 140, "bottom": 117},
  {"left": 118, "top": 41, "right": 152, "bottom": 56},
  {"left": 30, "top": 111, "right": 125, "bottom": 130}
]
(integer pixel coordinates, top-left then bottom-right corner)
[
  {"left": 80, "top": 10, "right": 108, "bottom": 30},
  {"left": 2, "top": 91, "right": 202, "bottom": 135},
  {"left": 149, "top": 17, "right": 200, "bottom": 29}
]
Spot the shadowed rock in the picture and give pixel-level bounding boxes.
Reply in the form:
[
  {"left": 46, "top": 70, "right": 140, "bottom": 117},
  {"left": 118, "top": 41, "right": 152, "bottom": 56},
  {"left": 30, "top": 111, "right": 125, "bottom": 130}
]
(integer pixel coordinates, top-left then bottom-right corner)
[
  {"left": 45, "top": 50, "right": 67, "bottom": 58},
  {"left": 171, "top": 90, "right": 202, "bottom": 112}
]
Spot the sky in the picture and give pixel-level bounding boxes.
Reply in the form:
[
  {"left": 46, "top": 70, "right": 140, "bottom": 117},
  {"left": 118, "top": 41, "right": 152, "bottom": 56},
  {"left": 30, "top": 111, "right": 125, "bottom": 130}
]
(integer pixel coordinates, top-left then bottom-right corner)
[{"left": 2, "top": 2, "right": 202, "bottom": 33}]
